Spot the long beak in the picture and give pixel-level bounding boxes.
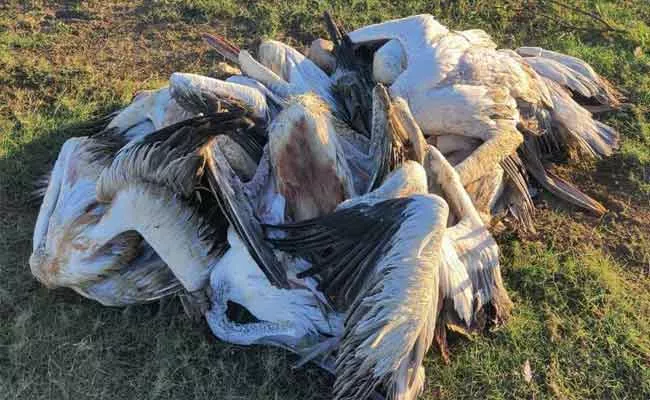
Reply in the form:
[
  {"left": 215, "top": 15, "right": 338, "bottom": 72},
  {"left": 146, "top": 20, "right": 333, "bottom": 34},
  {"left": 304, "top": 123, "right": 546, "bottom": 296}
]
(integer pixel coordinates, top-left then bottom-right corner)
[{"left": 201, "top": 33, "right": 241, "bottom": 64}]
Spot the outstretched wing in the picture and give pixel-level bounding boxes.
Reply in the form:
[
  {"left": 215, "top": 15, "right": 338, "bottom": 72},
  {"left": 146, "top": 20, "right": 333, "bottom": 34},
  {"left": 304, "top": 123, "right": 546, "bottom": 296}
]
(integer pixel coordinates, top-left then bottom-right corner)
[
  {"left": 267, "top": 198, "right": 408, "bottom": 308},
  {"left": 267, "top": 195, "right": 449, "bottom": 400}
]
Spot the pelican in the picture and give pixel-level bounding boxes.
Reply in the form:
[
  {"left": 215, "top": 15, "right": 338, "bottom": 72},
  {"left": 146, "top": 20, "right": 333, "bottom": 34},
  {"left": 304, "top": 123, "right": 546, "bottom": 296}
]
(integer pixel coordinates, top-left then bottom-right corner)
[
  {"left": 30, "top": 13, "right": 629, "bottom": 400},
  {"left": 28, "top": 103, "right": 185, "bottom": 305},
  {"left": 28, "top": 85, "right": 272, "bottom": 310},
  {"left": 336, "top": 14, "right": 619, "bottom": 225},
  {"left": 266, "top": 146, "right": 510, "bottom": 400}
]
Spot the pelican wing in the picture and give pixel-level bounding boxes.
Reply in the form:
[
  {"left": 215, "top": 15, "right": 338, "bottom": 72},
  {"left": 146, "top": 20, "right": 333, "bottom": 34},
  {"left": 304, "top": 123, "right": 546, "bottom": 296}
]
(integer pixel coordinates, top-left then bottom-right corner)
[
  {"left": 366, "top": 85, "right": 395, "bottom": 192},
  {"left": 77, "top": 243, "right": 182, "bottom": 306},
  {"left": 205, "top": 144, "right": 289, "bottom": 289},
  {"left": 542, "top": 78, "right": 619, "bottom": 158},
  {"left": 87, "top": 114, "right": 265, "bottom": 294},
  {"left": 517, "top": 46, "right": 622, "bottom": 107},
  {"left": 97, "top": 112, "right": 260, "bottom": 201},
  {"left": 499, "top": 154, "right": 535, "bottom": 231},
  {"left": 267, "top": 198, "right": 409, "bottom": 308},
  {"left": 170, "top": 72, "right": 271, "bottom": 121},
  {"left": 66, "top": 109, "right": 121, "bottom": 142},
  {"left": 324, "top": 11, "right": 375, "bottom": 136},
  {"left": 435, "top": 218, "right": 511, "bottom": 361},
  {"left": 95, "top": 113, "right": 259, "bottom": 260},
  {"left": 267, "top": 195, "right": 448, "bottom": 400},
  {"left": 444, "top": 219, "right": 511, "bottom": 325}
]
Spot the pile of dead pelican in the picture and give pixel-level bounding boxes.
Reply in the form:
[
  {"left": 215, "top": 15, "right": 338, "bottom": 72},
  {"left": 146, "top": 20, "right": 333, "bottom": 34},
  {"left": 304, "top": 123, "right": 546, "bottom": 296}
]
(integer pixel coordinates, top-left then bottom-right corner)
[{"left": 29, "top": 12, "right": 621, "bottom": 400}]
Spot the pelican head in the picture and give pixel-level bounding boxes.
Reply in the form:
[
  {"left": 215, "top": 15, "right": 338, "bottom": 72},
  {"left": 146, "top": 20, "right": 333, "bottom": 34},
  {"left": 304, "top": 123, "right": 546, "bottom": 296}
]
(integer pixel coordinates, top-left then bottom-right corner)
[
  {"left": 307, "top": 38, "right": 336, "bottom": 74},
  {"left": 29, "top": 137, "right": 139, "bottom": 290},
  {"left": 372, "top": 39, "right": 405, "bottom": 85}
]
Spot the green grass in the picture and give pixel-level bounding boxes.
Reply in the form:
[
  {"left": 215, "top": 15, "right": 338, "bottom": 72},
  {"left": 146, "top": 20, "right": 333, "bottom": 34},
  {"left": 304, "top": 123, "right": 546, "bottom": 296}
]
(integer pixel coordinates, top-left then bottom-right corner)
[{"left": 1, "top": 1, "right": 649, "bottom": 399}]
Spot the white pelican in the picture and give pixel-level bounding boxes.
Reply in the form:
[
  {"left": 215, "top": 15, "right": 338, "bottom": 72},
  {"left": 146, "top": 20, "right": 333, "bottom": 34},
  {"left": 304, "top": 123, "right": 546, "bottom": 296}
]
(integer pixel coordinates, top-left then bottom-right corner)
[
  {"left": 28, "top": 112, "right": 186, "bottom": 305},
  {"left": 29, "top": 89, "right": 276, "bottom": 310},
  {"left": 322, "top": 14, "right": 619, "bottom": 224},
  {"left": 266, "top": 144, "right": 510, "bottom": 400}
]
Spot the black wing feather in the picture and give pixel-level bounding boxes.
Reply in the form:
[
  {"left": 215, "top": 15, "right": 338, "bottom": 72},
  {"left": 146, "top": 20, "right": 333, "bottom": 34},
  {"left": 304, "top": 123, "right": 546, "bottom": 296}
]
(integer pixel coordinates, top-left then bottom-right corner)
[
  {"left": 206, "top": 146, "right": 289, "bottom": 289},
  {"left": 265, "top": 198, "right": 411, "bottom": 309},
  {"left": 324, "top": 11, "right": 375, "bottom": 137}
]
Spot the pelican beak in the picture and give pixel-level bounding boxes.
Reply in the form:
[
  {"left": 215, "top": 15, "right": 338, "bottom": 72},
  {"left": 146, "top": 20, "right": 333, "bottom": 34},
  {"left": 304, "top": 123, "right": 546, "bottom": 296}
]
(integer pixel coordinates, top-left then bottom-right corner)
[{"left": 201, "top": 33, "right": 241, "bottom": 65}]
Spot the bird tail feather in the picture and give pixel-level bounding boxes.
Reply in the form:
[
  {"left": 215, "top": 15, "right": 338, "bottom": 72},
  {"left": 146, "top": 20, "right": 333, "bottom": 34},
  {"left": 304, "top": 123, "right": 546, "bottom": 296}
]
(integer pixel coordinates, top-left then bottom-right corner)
[
  {"left": 542, "top": 78, "right": 619, "bottom": 159},
  {"left": 520, "top": 138, "right": 607, "bottom": 215},
  {"left": 517, "top": 46, "right": 622, "bottom": 108}
]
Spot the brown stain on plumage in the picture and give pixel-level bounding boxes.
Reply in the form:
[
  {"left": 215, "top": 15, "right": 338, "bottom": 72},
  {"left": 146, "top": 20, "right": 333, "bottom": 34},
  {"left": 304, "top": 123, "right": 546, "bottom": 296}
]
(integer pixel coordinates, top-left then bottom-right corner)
[{"left": 274, "top": 116, "right": 345, "bottom": 221}]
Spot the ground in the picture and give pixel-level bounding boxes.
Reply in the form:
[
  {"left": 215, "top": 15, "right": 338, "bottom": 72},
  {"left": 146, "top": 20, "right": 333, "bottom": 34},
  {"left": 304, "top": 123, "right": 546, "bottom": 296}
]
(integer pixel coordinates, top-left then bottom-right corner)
[{"left": 0, "top": 1, "right": 649, "bottom": 399}]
